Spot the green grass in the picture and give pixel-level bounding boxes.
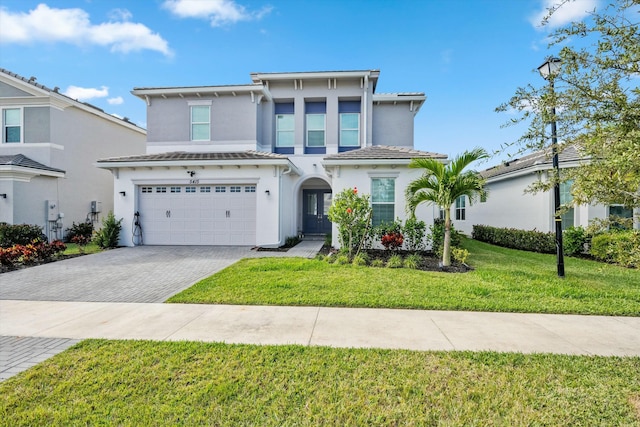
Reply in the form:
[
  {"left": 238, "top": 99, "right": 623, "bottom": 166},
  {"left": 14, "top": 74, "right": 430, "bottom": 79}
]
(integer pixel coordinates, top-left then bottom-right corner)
[
  {"left": 62, "top": 242, "right": 102, "bottom": 255},
  {"left": 167, "top": 239, "right": 640, "bottom": 316},
  {"left": 1, "top": 340, "right": 638, "bottom": 426}
]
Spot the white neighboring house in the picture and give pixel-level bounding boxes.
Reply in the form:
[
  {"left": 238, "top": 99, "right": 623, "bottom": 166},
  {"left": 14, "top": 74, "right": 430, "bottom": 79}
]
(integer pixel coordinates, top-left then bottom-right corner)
[
  {"left": 0, "top": 68, "right": 147, "bottom": 240},
  {"left": 456, "top": 145, "right": 639, "bottom": 236},
  {"left": 97, "top": 69, "right": 448, "bottom": 247}
]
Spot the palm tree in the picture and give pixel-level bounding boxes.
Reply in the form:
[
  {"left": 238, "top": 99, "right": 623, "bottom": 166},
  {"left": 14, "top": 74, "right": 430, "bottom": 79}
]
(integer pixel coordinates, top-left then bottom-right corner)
[{"left": 406, "top": 147, "right": 489, "bottom": 267}]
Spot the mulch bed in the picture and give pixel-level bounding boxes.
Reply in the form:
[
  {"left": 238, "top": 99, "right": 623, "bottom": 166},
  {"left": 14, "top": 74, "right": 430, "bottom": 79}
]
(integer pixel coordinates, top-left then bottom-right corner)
[{"left": 0, "top": 253, "right": 85, "bottom": 274}]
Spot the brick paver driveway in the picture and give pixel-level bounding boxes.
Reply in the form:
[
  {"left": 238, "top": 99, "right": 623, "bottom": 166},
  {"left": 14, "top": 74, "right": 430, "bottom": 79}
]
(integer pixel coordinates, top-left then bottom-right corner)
[{"left": 0, "top": 246, "right": 253, "bottom": 303}]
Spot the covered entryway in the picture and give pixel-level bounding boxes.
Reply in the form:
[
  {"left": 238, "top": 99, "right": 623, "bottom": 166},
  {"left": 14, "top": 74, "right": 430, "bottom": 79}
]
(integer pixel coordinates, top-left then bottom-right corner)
[
  {"left": 138, "top": 184, "right": 256, "bottom": 245},
  {"left": 300, "top": 176, "right": 332, "bottom": 236}
]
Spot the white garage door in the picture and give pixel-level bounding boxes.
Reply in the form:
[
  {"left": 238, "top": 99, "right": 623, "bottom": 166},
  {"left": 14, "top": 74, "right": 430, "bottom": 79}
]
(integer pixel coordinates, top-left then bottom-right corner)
[{"left": 138, "top": 184, "right": 257, "bottom": 245}]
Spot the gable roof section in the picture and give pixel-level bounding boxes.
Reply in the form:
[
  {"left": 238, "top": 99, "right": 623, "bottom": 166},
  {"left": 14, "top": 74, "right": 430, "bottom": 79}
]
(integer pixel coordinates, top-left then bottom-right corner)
[
  {"left": 96, "top": 151, "right": 301, "bottom": 174},
  {"left": 0, "top": 154, "right": 65, "bottom": 174},
  {"left": 323, "top": 145, "right": 447, "bottom": 166},
  {"left": 0, "top": 68, "right": 145, "bottom": 134},
  {"left": 482, "top": 145, "right": 584, "bottom": 181},
  {"left": 0, "top": 154, "right": 65, "bottom": 182}
]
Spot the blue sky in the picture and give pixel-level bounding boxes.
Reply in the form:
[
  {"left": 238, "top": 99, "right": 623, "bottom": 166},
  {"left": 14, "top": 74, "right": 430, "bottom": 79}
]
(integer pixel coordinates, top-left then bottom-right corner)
[{"left": 0, "top": 0, "right": 599, "bottom": 165}]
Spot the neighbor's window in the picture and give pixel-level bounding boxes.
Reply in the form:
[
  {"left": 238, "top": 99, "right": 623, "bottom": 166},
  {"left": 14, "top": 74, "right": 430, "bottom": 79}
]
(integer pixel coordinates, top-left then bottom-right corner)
[
  {"left": 191, "top": 105, "right": 210, "bottom": 141},
  {"left": 3, "top": 108, "right": 21, "bottom": 143},
  {"left": 306, "top": 102, "right": 326, "bottom": 147},
  {"left": 609, "top": 205, "right": 633, "bottom": 229},
  {"left": 455, "top": 196, "right": 466, "bottom": 221},
  {"left": 371, "top": 178, "right": 395, "bottom": 227},
  {"left": 339, "top": 100, "right": 361, "bottom": 148},
  {"left": 559, "top": 180, "right": 574, "bottom": 230},
  {"left": 275, "top": 103, "right": 294, "bottom": 147}
]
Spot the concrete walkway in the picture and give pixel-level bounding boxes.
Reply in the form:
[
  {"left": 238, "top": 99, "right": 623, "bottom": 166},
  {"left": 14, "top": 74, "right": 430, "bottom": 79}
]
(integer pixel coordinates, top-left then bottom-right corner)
[{"left": 2, "top": 300, "right": 639, "bottom": 357}]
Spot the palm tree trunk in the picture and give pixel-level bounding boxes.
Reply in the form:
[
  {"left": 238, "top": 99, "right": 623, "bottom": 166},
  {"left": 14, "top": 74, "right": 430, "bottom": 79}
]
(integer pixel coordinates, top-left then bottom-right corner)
[{"left": 443, "top": 209, "right": 452, "bottom": 267}]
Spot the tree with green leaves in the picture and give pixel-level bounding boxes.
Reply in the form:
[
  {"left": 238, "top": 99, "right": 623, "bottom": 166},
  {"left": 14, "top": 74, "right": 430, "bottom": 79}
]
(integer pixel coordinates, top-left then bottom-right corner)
[
  {"left": 497, "top": 0, "right": 640, "bottom": 208},
  {"left": 327, "top": 187, "right": 372, "bottom": 257},
  {"left": 405, "top": 148, "right": 488, "bottom": 267}
]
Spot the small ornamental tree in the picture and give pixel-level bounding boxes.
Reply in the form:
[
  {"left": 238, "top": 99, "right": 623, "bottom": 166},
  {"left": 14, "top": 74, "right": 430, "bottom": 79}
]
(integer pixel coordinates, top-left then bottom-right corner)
[{"left": 327, "top": 187, "right": 372, "bottom": 256}]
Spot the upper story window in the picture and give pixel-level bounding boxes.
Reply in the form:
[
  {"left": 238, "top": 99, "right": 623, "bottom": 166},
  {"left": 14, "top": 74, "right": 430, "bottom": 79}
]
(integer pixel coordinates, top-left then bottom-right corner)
[
  {"left": 371, "top": 178, "right": 395, "bottom": 227},
  {"left": 455, "top": 196, "right": 466, "bottom": 220},
  {"left": 190, "top": 105, "right": 210, "bottom": 141},
  {"left": 3, "top": 108, "right": 21, "bottom": 143},
  {"left": 305, "top": 101, "right": 326, "bottom": 149},
  {"left": 339, "top": 100, "right": 360, "bottom": 149},
  {"left": 275, "top": 103, "right": 294, "bottom": 148}
]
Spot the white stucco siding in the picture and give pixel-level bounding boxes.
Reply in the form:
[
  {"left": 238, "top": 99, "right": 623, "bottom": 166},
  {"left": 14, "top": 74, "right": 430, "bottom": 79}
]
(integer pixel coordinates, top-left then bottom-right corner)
[{"left": 461, "top": 173, "right": 551, "bottom": 235}]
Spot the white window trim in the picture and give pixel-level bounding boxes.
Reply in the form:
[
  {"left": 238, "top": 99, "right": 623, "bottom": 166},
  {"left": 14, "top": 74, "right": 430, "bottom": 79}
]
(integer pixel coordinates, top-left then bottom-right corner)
[
  {"left": 305, "top": 113, "right": 326, "bottom": 147},
  {"left": 371, "top": 177, "right": 396, "bottom": 226},
  {"left": 190, "top": 105, "right": 211, "bottom": 141},
  {"left": 455, "top": 196, "right": 466, "bottom": 221},
  {"left": 276, "top": 114, "right": 294, "bottom": 147},
  {"left": 2, "top": 107, "right": 23, "bottom": 144}
]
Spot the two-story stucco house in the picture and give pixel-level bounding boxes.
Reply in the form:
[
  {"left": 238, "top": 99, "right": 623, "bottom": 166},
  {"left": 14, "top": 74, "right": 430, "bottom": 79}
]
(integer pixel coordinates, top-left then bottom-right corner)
[
  {"left": 0, "top": 68, "right": 147, "bottom": 240},
  {"left": 97, "top": 69, "right": 447, "bottom": 247},
  {"left": 455, "top": 145, "right": 639, "bottom": 236}
]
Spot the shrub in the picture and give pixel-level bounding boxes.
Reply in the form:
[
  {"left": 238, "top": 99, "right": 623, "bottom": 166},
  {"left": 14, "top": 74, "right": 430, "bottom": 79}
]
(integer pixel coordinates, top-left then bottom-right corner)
[
  {"left": 284, "top": 235, "right": 300, "bottom": 248},
  {"left": 590, "top": 230, "right": 639, "bottom": 268},
  {"left": 371, "top": 259, "right": 385, "bottom": 268},
  {"left": 563, "top": 226, "right": 587, "bottom": 256},
  {"left": 403, "top": 253, "right": 422, "bottom": 269},
  {"left": 472, "top": 225, "right": 555, "bottom": 254},
  {"left": 403, "top": 216, "right": 426, "bottom": 251},
  {"left": 65, "top": 221, "right": 93, "bottom": 243},
  {"left": 94, "top": 212, "right": 122, "bottom": 249},
  {"left": 333, "top": 254, "right": 351, "bottom": 265},
  {"left": 0, "top": 240, "right": 66, "bottom": 266},
  {"left": 451, "top": 247, "right": 469, "bottom": 264},
  {"left": 0, "top": 223, "right": 46, "bottom": 247},
  {"left": 386, "top": 254, "right": 403, "bottom": 268},
  {"left": 327, "top": 187, "right": 372, "bottom": 256},
  {"left": 352, "top": 253, "right": 369, "bottom": 266},
  {"left": 375, "top": 219, "right": 404, "bottom": 250},
  {"left": 430, "top": 219, "right": 461, "bottom": 254}
]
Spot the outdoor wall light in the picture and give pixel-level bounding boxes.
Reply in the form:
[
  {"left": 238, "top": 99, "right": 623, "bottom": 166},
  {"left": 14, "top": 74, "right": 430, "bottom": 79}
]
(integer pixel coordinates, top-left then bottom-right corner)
[
  {"left": 265, "top": 190, "right": 270, "bottom": 195},
  {"left": 119, "top": 191, "right": 126, "bottom": 197},
  {"left": 187, "top": 170, "right": 196, "bottom": 177},
  {"left": 0, "top": 194, "right": 6, "bottom": 199}
]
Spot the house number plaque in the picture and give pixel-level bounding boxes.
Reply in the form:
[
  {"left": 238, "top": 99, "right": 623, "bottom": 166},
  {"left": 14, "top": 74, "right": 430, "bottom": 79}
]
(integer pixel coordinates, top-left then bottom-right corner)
[{"left": 189, "top": 179, "right": 200, "bottom": 184}]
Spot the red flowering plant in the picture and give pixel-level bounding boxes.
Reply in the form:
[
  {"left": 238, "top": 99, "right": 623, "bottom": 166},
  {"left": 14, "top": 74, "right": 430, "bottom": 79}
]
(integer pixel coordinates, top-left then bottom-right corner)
[
  {"left": 327, "top": 187, "right": 372, "bottom": 256},
  {"left": 375, "top": 219, "right": 405, "bottom": 251}
]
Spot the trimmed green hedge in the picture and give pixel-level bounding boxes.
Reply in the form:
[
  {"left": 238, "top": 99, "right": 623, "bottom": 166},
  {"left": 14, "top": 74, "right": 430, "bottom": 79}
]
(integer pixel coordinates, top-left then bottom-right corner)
[
  {"left": 590, "top": 230, "right": 639, "bottom": 268},
  {"left": 0, "top": 223, "right": 46, "bottom": 248},
  {"left": 472, "top": 225, "right": 556, "bottom": 254}
]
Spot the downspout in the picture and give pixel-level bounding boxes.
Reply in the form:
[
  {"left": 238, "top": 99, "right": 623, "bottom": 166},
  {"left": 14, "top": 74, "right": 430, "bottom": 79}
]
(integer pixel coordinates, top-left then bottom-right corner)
[
  {"left": 363, "top": 75, "right": 369, "bottom": 147},
  {"left": 278, "top": 166, "right": 293, "bottom": 246}
]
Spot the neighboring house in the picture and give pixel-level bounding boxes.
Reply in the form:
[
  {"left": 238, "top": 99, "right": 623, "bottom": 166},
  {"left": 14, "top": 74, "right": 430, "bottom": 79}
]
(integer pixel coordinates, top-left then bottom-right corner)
[
  {"left": 97, "top": 69, "right": 447, "bottom": 247},
  {"left": 0, "top": 68, "right": 147, "bottom": 240},
  {"left": 456, "top": 145, "right": 639, "bottom": 236}
]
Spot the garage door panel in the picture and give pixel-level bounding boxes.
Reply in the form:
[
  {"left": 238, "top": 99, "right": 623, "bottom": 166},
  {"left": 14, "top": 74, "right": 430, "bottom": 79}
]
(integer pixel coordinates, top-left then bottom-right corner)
[{"left": 139, "top": 184, "right": 256, "bottom": 246}]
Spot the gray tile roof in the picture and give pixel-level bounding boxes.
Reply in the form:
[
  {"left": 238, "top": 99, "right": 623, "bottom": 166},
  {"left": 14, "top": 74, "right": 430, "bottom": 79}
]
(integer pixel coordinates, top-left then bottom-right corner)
[
  {"left": 0, "top": 154, "right": 65, "bottom": 174},
  {"left": 97, "top": 150, "right": 290, "bottom": 163},
  {"left": 324, "top": 145, "right": 447, "bottom": 161},
  {"left": 482, "top": 145, "right": 583, "bottom": 179}
]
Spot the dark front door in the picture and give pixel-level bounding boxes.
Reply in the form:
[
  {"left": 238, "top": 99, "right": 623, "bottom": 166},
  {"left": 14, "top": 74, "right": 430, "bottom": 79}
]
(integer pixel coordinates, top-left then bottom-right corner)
[{"left": 303, "top": 189, "right": 332, "bottom": 235}]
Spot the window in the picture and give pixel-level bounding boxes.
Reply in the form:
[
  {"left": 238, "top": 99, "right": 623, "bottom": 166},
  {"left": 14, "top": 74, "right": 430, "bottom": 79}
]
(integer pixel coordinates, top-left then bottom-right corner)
[
  {"left": 275, "top": 103, "right": 294, "bottom": 148},
  {"left": 141, "top": 187, "right": 152, "bottom": 193},
  {"left": 371, "top": 178, "right": 395, "bottom": 227},
  {"left": 559, "top": 180, "right": 574, "bottom": 230},
  {"left": 609, "top": 205, "right": 633, "bottom": 229},
  {"left": 200, "top": 186, "right": 211, "bottom": 193},
  {"left": 156, "top": 187, "right": 167, "bottom": 193},
  {"left": 191, "top": 105, "right": 210, "bottom": 141},
  {"left": 339, "top": 101, "right": 361, "bottom": 148},
  {"left": 480, "top": 192, "right": 487, "bottom": 203},
  {"left": 455, "top": 196, "right": 466, "bottom": 221},
  {"left": 305, "top": 102, "right": 326, "bottom": 147},
  {"left": 185, "top": 186, "right": 196, "bottom": 193},
  {"left": 3, "top": 108, "right": 21, "bottom": 143},
  {"left": 170, "top": 187, "right": 181, "bottom": 193},
  {"left": 245, "top": 186, "right": 256, "bottom": 193},
  {"left": 215, "top": 186, "right": 226, "bottom": 193},
  {"left": 230, "top": 186, "right": 241, "bottom": 193}
]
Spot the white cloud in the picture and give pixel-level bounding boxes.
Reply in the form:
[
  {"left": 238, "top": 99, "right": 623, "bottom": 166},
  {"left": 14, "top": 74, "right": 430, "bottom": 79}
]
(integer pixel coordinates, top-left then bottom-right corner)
[
  {"left": 162, "top": 0, "right": 272, "bottom": 27},
  {"left": 109, "top": 8, "right": 132, "bottom": 21},
  {"left": 530, "top": 0, "right": 599, "bottom": 29},
  {"left": 63, "top": 85, "right": 109, "bottom": 101},
  {"left": 107, "top": 96, "right": 124, "bottom": 105},
  {"left": 0, "top": 4, "right": 172, "bottom": 56}
]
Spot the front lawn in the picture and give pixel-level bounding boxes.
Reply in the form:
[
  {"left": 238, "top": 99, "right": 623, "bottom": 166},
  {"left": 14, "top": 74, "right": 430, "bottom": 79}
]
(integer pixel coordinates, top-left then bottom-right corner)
[
  {"left": 1, "top": 340, "right": 638, "bottom": 426},
  {"left": 167, "top": 239, "right": 640, "bottom": 316}
]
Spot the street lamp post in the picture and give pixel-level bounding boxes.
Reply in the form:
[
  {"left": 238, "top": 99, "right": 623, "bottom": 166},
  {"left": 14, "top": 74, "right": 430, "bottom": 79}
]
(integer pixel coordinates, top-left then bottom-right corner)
[{"left": 538, "top": 57, "right": 565, "bottom": 278}]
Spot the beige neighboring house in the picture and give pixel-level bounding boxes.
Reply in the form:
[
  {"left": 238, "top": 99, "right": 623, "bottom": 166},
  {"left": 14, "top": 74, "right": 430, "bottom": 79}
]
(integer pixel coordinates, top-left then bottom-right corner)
[{"left": 0, "top": 68, "right": 146, "bottom": 240}]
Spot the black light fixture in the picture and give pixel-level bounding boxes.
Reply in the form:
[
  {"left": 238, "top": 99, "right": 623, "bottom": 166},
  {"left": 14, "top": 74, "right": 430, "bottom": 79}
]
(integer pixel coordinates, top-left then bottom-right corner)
[
  {"left": 119, "top": 191, "right": 126, "bottom": 197},
  {"left": 187, "top": 170, "right": 196, "bottom": 177},
  {"left": 0, "top": 194, "right": 6, "bottom": 199},
  {"left": 265, "top": 190, "right": 270, "bottom": 195},
  {"left": 538, "top": 56, "right": 565, "bottom": 278}
]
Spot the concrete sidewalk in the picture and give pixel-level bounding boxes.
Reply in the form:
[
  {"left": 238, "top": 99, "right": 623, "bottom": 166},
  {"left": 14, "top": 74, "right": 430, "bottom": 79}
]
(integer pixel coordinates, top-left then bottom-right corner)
[{"left": 2, "top": 300, "right": 639, "bottom": 356}]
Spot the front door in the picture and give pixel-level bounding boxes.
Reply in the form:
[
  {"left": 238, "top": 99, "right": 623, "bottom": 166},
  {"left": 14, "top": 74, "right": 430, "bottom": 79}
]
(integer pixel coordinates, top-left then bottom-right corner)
[{"left": 303, "top": 189, "right": 332, "bottom": 235}]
